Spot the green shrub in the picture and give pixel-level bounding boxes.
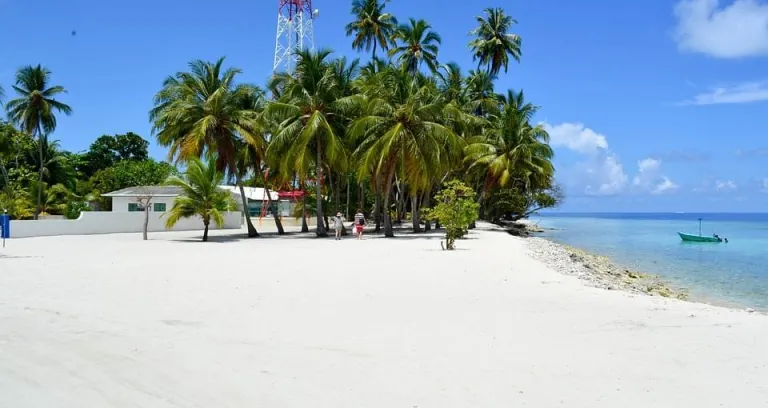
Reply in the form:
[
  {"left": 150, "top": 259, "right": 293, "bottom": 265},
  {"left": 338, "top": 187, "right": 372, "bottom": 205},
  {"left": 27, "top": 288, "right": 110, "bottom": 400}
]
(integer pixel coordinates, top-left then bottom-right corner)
[{"left": 424, "top": 180, "right": 479, "bottom": 250}]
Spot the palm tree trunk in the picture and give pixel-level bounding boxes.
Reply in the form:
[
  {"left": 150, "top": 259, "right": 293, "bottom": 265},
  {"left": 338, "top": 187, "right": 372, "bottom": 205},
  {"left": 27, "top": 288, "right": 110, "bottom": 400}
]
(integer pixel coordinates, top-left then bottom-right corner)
[
  {"left": 395, "top": 179, "right": 404, "bottom": 224},
  {"left": 202, "top": 219, "right": 210, "bottom": 242},
  {"left": 300, "top": 181, "right": 309, "bottom": 233},
  {"left": 422, "top": 190, "right": 431, "bottom": 231},
  {"left": 34, "top": 130, "right": 44, "bottom": 220},
  {"left": 315, "top": 140, "right": 327, "bottom": 237},
  {"left": 238, "top": 182, "right": 259, "bottom": 237},
  {"left": 265, "top": 185, "right": 284, "bottom": 235},
  {"left": 383, "top": 164, "right": 396, "bottom": 237},
  {"left": 359, "top": 182, "right": 365, "bottom": 212},
  {"left": 374, "top": 193, "right": 381, "bottom": 232},
  {"left": 345, "top": 175, "right": 351, "bottom": 219},
  {"left": 411, "top": 194, "right": 422, "bottom": 233}
]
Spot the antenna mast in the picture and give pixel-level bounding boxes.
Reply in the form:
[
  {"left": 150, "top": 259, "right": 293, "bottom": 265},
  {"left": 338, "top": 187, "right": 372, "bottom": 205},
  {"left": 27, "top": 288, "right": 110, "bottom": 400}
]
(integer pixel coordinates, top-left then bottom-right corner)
[{"left": 273, "top": 0, "right": 317, "bottom": 73}]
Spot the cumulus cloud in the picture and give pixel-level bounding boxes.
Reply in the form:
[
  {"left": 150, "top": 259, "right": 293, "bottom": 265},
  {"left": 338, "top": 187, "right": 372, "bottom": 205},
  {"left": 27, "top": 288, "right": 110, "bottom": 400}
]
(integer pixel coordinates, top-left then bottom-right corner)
[
  {"left": 715, "top": 179, "right": 738, "bottom": 191},
  {"left": 579, "top": 153, "right": 629, "bottom": 196},
  {"left": 544, "top": 123, "right": 677, "bottom": 197},
  {"left": 543, "top": 123, "right": 608, "bottom": 154},
  {"left": 632, "top": 158, "right": 679, "bottom": 194},
  {"left": 681, "top": 81, "right": 768, "bottom": 105},
  {"left": 673, "top": 0, "right": 768, "bottom": 58}
]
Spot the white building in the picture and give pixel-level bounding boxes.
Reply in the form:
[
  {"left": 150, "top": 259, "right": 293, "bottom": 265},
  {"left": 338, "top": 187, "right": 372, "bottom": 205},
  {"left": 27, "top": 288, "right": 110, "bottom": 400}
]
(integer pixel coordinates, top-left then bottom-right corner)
[
  {"left": 101, "top": 186, "right": 183, "bottom": 213},
  {"left": 102, "top": 185, "right": 293, "bottom": 217}
]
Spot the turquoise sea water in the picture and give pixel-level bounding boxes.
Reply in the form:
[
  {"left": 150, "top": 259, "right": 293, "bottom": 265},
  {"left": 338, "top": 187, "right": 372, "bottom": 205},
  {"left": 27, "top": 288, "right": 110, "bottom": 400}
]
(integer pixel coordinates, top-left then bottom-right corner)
[{"left": 530, "top": 213, "right": 768, "bottom": 310}]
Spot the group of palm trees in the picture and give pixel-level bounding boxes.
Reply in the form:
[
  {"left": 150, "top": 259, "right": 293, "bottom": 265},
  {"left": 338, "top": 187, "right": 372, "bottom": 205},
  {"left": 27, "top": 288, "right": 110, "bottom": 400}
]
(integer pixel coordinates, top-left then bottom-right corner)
[
  {"left": 150, "top": 1, "right": 555, "bottom": 238},
  {"left": 2, "top": 1, "right": 556, "bottom": 239},
  {"left": 1, "top": 66, "right": 72, "bottom": 220}
]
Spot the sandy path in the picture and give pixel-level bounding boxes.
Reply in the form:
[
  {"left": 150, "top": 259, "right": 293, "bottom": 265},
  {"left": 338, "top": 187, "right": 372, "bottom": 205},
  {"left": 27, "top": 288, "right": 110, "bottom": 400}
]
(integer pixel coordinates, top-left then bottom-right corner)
[{"left": 1, "top": 225, "right": 766, "bottom": 407}]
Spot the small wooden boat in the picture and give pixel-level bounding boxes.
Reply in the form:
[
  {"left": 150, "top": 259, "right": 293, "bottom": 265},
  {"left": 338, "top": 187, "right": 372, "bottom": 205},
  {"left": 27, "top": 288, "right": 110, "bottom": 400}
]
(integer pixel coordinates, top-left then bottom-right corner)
[
  {"left": 677, "top": 232, "right": 721, "bottom": 242},
  {"left": 678, "top": 218, "right": 724, "bottom": 243}
]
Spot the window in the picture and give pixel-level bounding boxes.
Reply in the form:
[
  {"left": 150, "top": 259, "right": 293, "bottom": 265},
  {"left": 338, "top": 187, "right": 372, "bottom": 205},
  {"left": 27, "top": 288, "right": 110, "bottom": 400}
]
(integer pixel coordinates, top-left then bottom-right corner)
[
  {"left": 153, "top": 203, "right": 166, "bottom": 212},
  {"left": 128, "top": 203, "right": 146, "bottom": 212}
]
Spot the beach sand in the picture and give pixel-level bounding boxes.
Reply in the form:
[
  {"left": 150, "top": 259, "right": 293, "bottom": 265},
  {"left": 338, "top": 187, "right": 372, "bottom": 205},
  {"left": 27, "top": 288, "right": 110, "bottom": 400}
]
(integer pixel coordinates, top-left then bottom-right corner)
[{"left": 1, "top": 223, "right": 767, "bottom": 407}]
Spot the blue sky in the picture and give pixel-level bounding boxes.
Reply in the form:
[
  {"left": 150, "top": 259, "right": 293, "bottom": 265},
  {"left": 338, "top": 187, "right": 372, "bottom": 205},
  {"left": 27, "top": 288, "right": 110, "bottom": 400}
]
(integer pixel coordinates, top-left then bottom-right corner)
[{"left": 3, "top": 0, "right": 768, "bottom": 212}]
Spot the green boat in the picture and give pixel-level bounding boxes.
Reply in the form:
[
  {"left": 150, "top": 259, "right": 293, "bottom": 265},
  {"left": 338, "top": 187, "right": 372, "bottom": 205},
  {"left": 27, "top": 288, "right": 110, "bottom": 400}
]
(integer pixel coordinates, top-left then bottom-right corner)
[
  {"left": 678, "top": 218, "right": 723, "bottom": 243},
  {"left": 677, "top": 232, "right": 721, "bottom": 242}
]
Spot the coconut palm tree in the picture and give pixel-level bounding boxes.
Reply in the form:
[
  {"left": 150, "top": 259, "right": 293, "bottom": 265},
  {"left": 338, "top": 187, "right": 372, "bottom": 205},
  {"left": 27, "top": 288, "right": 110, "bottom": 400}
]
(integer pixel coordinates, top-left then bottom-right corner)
[
  {"left": 28, "top": 181, "right": 69, "bottom": 216},
  {"left": 150, "top": 57, "right": 265, "bottom": 237},
  {"left": 437, "top": 62, "right": 467, "bottom": 105},
  {"left": 465, "top": 89, "right": 554, "bottom": 211},
  {"left": 389, "top": 18, "right": 442, "bottom": 75},
  {"left": 469, "top": 7, "right": 522, "bottom": 77},
  {"left": 164, "top": 157, "right": 234, "bottom": 242},
  {"left": 349, "top": 67, "right": 463, "bottom": 236},
  {"left": 26, "top": 137, "right": 77, "bottom": 189},
  {"left": 264, "top": 49, "right": 353, "bottom": 237},
  {"left": 345, "top": 0, "right": 398, "bottom": 62},
  {"left": 5, "top": 65, "right": 72, "bottom": 219}
]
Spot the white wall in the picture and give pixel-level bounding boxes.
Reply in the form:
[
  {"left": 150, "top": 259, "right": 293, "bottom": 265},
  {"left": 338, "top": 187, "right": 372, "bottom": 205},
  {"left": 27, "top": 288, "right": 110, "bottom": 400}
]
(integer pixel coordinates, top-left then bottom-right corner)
[
  {"left": 8, "top": 211, "right": 242, "bottom": 238},
  {"left": 111, "top": 196, "right": 177, "bottom": 212}
]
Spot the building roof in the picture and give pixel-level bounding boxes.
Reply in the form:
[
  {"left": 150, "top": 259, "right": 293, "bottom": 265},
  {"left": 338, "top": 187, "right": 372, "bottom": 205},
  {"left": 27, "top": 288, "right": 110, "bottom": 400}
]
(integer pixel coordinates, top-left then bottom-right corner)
[
  {"left": 102, "top": 185, "right": 282, "bottom": 201},
  {"left": 101, "top": 186, "right": 184, "bottom": 197},
  {"left": 218, "top": 186, "right": 280, "bottom": 202}
]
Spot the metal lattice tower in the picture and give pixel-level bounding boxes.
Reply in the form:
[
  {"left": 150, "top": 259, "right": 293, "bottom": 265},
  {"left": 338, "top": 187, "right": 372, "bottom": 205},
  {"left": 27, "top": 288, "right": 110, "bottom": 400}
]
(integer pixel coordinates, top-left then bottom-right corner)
[{"left": 273, "top": 0, "right": 317, "bottom": 73}]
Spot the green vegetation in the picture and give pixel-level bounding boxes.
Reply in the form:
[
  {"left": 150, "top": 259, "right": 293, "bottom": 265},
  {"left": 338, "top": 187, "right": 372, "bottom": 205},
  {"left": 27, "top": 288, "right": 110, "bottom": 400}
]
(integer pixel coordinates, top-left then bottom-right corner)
[
  {"left": 2, "top": 2, "right": 559, "bottom": 237},
  {"left": 425, "top": 180, "right": 479, "bottom": 250},
  {"left": 164, "top": 158, "right": 235, "bottom": 242}
]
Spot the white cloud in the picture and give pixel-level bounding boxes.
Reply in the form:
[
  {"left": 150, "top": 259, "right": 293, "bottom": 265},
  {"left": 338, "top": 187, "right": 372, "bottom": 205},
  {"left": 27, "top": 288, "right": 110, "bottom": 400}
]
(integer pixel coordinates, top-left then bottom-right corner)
[
  {"left": 760, "top": 178, "right": 768, "bottom": 192},
  {"left": 715, "top": 179, "right": 738, "bottom": 191},
  {"left": 674, "top": 0, "right": 768, "bottom": 58},
  {"left": 653, "top": 177, "right": 680, "bottom": 194},
  {"left": 543, "top": 122, "right": 608, "bottom": 154},
  {"left": 681, "top": 81, "right": 768, "bottom": 105},
  {"left": 581, "top": 153, "right": 629, "bottom": 196},
  {"left": 632, "top": 158, "right": 679, "bottom": 194},
  {"left": 544, "top": 123, "right": 680, "bottom": 197}
]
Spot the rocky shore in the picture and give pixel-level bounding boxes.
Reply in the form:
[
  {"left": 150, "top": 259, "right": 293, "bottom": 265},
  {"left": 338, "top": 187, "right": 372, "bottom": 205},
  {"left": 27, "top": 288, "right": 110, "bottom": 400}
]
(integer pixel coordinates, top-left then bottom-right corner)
[{"left": 526, "top": 237, "right": 688, "bottom": 300}]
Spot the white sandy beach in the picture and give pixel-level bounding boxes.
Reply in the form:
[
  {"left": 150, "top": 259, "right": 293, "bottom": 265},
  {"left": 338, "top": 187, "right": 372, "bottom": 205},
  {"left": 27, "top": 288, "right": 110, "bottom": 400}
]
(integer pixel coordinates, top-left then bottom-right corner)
[{"left": 1, "top": 224, "right": 767, "bottom": 407}]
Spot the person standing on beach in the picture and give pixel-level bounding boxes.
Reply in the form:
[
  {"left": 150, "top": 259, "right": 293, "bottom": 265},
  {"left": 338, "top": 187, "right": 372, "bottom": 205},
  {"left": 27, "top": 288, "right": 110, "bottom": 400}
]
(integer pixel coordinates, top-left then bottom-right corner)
[
  {"left": 333, "top": 212, "right": 344, "bottom": 240},
  {"left": 354, "top": 209, "right": 366, "bottom": 240}
]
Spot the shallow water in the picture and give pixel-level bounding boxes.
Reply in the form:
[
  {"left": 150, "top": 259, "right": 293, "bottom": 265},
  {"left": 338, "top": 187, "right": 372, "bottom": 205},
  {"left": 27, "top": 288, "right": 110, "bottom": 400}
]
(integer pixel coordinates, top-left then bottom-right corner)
[{"left": 531, "top": 213, "right": 768, "bottom": 309}]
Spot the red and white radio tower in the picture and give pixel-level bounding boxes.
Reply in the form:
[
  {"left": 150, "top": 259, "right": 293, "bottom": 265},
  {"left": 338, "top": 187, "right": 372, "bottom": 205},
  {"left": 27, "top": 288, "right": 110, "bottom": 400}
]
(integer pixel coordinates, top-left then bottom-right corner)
[{"left": 273, "top": 0, "right": 318, "bottom": 73}]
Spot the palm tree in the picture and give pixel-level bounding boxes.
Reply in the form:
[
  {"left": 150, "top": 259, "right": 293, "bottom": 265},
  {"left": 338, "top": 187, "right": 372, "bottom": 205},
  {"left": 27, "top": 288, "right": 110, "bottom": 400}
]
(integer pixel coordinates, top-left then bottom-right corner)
[
  {"left": 437, "top": 62, "right": 467, "bottom": 105},
  {"left": 469, "top": 8, "right": 522, "bottom": 77},
  {"left": 164, "top": 157, "right": 234, "bottom": 242},
  {"left": 465, "top": 69, "right": 499, "bottom": 117},
  {"left": 0, "top": 123, "right": 15, "bottom": 188},
  {"left": 264, "top": 49, "right": 352, "bottom": 237},
  {"left": 465, "top": 89, "right": 554, "bottom": 214},
  {"left": 26, "top": 137, "right": 77, "bottom": 189},
  {"left": 349, "top": 67, "right": 463, "bottom": 236},
  {"left": 345, "top": 0, "right": 398, "bottom": 62},
  {"left": 28, "top": 181, "right": 68, "bottom": 216},
  {"left": 5, "top": 65, "right": 72, "bottom": 220},
  {"left": 150, "top": 57, "right": 265, "bottom": 237},
  {"left": 389, "top": 18, "right": 442, "bottom": 75}
]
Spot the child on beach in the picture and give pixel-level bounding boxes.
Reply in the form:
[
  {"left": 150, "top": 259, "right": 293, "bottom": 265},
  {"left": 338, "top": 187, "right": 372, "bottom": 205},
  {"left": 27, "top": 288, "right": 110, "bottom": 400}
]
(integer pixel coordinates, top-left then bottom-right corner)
[
  {"left": 354, "top": 209, "right": 366, "bottom": 240},
  {"left": 333, "top": 212, "right": 344, "bottom": 240}
]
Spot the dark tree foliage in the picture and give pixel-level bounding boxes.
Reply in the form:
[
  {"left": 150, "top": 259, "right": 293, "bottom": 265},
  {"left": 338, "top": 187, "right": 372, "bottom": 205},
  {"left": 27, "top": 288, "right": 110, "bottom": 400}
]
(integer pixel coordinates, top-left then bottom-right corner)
[{"left": 80, "top": 132, "right": 149, "bottom": 177}]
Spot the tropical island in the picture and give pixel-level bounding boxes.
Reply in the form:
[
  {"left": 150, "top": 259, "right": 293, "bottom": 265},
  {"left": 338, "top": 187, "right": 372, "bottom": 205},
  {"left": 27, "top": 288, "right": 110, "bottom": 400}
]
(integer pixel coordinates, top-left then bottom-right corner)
[{"left": 1, "top": 1, "right": 767, "bottom": 407}]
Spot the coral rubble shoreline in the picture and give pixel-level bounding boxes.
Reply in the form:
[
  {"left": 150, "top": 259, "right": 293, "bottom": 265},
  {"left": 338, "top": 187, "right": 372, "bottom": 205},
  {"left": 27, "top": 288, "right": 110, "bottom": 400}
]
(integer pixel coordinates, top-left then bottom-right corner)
[{"left": 525, "top": 236, "right": 689, "bottom": 300}]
